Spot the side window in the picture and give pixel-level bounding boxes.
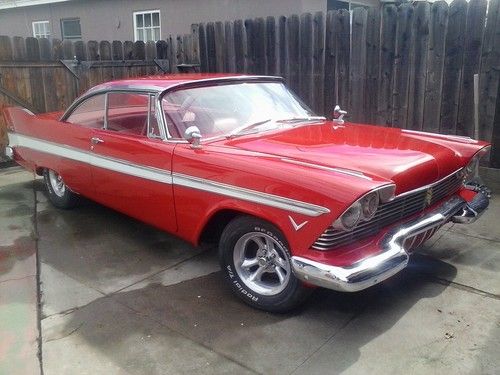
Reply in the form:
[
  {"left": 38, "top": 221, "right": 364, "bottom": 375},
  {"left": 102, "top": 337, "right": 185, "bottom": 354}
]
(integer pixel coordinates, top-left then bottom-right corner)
[
  {"left": 106, "top": 93, "right": 149, "bottom": 135},
  {"left": 66, "top": 94, "right": 105, "bottom": 128}
]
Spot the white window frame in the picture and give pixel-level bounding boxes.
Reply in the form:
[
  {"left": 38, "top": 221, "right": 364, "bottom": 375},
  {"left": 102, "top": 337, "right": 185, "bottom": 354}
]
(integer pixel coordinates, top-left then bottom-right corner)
[
  {"left": 133, "top": 10, "right": 161, "bottom": 42},
  {"left": 32, "top": 20, "right": 50, "bottom": 39}
]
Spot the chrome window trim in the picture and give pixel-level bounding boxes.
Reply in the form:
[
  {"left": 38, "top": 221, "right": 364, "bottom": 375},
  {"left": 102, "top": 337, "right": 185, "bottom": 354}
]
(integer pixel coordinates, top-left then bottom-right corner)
[{"left": 158, "top": 76, "right": 286, "bottom": 142}]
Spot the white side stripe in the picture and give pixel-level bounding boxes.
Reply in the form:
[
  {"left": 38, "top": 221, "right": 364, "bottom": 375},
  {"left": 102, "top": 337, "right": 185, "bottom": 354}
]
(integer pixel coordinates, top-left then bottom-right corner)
[{"left": 8, "top": 132, "right": 330, "bottom": 217}]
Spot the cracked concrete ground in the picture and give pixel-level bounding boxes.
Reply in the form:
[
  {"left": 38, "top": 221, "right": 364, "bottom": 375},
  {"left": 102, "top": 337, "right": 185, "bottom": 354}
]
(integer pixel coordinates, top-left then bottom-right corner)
[{"left": 1, "top": 166, "right": 499, "bottom": 374}]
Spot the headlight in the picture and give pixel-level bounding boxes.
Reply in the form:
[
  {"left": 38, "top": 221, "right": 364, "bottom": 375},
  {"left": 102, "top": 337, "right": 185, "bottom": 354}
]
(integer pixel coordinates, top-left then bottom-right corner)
[
  {"left": 333, "top": 186, "right": 391, "bottom": 231},
  {"left": 463, "top": 146, "right": 491, "bottom": 182},
  {"left": 360, "top": 191, "right": 379, "bottom": 220}
]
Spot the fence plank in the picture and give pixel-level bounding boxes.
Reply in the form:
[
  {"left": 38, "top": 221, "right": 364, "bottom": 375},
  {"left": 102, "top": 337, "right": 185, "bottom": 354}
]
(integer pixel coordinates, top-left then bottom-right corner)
[
  {"left": 191, "top": 24, "right": 200, "bottom": 66},
  {"left": 112, "top": 41, "right": 124, "bottom": 79},
  {"left": 313, "top": 12, "right": 325, "bottom": 115},
  {"left": 349, "top": 8, "right": 368, "bottom": 122},
  {"left": 224, "top": 21, "right": 236, "bottom": 72},
  {"left": 336, "top": 10, "right": 350, "bottom": 108},
  {"left": 12, "top": 37, "right": 26, "bottom": 61},
  {"left": 52, "top": 39, "right": 63, "bottom": 60},
  {"left": 244, "top": 19, "right": 255, "bottom": 74},
  {"left": 365, "top": 7, "right": 381, "bottom": 124},
  {"left": 407, "top": 2, "right": 430, "bottom": 131},
  {"left": 0, "top": 36, "right": 13, "bottom": 61},
  {"left": 478, "top": 0, "right": 500, "bottom": 144},
  {"left": 287, "top": 15, "right": 300, "bottom": 95},
  {"left": 196, "top": 24, "right": 207, "bottom": 72},
  {"left": 87, "top": 41, "right": 102, "bottom": 88},
  {"left": 62, "top": 40, "right": 74, "bottom": 60},
  {"left": 25, "top": 37, "right": 45, "bottom": 111},
  {"left": 133, "top": 41, "right": 146, "bottom": 76},
  {"left": 206, "top": 23, "right": 216, "bottom": 72},
  {"left": 278, "top": 16, "right": 287, "bottom": 78},
  {"left": 299, "top": 13, "right": 313, "bottom": 106},
  {"left": 234, "top": 20, "right": 245, "bottom": 73},
  {"left": 492, "top": 81, "right": 500, "bottom": 167},
  {"left": 377, "top": 5, "right": 397, "bottom": 125},
  {"left": 214, "top": 21, "right": 225, "bottom": 72},
  {"left": 324, "top": 11, "right": 337, "bottom": 117},
  {"left": 457, "top": 0, "right": 487, "bottom": 137},
  {"left": 392, "top": 3, "right": 414, "bottom": 128},
  {"left": 440, "top": 0, "right": 467, "bottom": 134},
  {"left": 100, "top": 41, "right": 114, "bottom": 81},
  {"left": 123, "top": 41, "right": 134, "bottom": 78},
  {"left": 423, "top": 1, "right": 448, "bottom": 133},
  {"left": 254, "top": 18, "right": 266, "bottom": 75},
  {"left": 41, "top": 39, "right": 57, "bottom": 110},
  {"left": 266, "top": 16, "right": 276, "bottom": 76}
]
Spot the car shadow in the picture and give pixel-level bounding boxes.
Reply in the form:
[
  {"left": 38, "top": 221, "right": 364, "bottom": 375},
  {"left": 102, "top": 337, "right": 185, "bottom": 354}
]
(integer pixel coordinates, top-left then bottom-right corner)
[{"left": 35, "top": 177, "right": 462, "bottom": 374}]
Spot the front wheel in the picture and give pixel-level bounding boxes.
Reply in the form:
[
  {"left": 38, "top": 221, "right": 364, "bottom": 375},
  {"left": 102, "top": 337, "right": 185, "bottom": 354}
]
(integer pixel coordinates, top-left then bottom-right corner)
[
  {"left": 219, "top": 216, "right": 311, "bottom": 312},
  {"left": 43, "top": 169, "right": 78, "bottom": 209}
]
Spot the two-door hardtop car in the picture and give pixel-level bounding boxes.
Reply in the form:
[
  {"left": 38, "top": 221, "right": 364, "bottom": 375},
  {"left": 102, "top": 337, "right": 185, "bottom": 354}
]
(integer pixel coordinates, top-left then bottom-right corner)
[{"left": 3, "top": 74, "right": 491, "bottom": 312}]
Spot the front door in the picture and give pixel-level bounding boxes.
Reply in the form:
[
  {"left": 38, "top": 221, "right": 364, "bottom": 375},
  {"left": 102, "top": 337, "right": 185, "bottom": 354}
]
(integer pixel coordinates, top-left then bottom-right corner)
[{"left": 88, "top": 91, "right": 177, "bottom": 233}]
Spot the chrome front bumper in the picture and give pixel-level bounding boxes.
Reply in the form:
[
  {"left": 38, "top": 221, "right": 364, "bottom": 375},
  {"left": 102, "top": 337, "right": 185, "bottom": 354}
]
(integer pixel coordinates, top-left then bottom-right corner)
[{"left": 291, "top": 190, "right": 490, "bottom": 292}]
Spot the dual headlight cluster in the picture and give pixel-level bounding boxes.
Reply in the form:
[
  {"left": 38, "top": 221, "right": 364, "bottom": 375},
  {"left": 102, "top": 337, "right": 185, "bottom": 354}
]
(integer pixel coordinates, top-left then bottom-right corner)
[
  {"left": 460, "top": 146, "right": 491, "bottom": 183},
  {"left": 333, "top": 190, "right": 381, "bottom": 231}
]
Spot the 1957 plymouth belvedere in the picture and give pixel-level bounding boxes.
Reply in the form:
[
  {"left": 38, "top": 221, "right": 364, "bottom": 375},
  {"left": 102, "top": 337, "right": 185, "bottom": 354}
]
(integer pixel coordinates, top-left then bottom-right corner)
[{"left": 3, "top": 74, "right": 491, "bottom": 312}]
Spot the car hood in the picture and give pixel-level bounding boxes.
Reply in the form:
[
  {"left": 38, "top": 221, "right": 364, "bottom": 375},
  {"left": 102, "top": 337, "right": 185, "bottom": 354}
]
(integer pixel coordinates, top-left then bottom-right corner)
[{"left": 222, "top": 121, "right": 487, "bottom": 194}]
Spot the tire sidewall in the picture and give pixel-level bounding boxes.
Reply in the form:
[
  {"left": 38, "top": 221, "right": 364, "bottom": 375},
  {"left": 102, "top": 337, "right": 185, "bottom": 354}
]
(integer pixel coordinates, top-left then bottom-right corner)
[
  {"left": 43, "top": 169, "right": 76, "bottom": 209},
  {"left": 219, "top": 217, "right": 304, "bottom": 311}
]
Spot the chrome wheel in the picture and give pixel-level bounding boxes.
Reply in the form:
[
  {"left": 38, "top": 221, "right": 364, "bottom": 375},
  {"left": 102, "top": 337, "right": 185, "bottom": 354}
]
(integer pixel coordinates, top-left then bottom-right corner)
[
  {"left": 233, "top": 232, "right": 291, "bottom": 296},
  {"left": 48, "top": 170, "right": 66, "bottom": 197}
]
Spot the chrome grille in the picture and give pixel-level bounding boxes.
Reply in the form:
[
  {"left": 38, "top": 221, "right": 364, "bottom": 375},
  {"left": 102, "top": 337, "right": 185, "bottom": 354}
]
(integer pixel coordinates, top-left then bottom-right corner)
[{"left": 312, "top": 171, "right": 463, "bottom": 250}]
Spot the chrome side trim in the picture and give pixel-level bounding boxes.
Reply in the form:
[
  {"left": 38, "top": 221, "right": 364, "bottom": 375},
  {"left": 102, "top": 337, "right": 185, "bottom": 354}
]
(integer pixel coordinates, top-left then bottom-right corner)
[
  {"left": 292, "top": 195, "right": 470, "bottom": 292},
  {"left": 172, "top": 172, "right": 330, "bottom": 217},
  {"left": 8, "top": 132, "right": 330, "bottom": 217}
]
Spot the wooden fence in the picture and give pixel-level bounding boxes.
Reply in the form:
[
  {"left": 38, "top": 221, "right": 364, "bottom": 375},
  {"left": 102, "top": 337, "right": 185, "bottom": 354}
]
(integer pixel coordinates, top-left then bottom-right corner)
[{"left": 1, "top": 0, "right": 500, "bottom": 167}]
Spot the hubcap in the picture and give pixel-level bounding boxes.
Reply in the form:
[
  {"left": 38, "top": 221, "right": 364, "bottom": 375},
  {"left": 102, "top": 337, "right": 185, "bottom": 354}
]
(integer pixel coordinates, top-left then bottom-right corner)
[
  {"left": 233, "top": 232, "right": 291, "bottom": 296},
  {"left": 48, "top": 170, "right": 66, "bottom": 197}
]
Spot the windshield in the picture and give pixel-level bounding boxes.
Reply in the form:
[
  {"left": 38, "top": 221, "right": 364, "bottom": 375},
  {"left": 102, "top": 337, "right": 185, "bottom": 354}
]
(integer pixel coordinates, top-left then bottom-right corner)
[{"left": 162, "top": 81, "right": 318, "bottom": 139}]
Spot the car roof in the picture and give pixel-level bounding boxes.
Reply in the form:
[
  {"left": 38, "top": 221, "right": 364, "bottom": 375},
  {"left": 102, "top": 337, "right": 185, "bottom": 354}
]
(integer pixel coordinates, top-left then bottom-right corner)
[{"left": 84, "top": 73, "right": 284, "bottom": 95}]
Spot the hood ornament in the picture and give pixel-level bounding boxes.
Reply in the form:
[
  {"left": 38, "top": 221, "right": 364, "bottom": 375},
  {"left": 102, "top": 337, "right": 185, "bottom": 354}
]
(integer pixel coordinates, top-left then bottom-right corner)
[{"left": 333, "top": 105, "right": 347, "bottom": 125}]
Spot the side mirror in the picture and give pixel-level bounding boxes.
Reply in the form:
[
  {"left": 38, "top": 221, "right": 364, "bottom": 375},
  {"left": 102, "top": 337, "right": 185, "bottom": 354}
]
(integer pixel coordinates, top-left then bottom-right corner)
[
  {"left": 333, "top": 105, "right": 347, "bottom": 124},
  {"left": 184, "top": 125, "right": 202, "bottom": 149}
]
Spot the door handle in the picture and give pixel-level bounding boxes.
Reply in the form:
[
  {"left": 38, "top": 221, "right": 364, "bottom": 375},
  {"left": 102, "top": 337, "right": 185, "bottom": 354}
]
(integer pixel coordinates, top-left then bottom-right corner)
[{"left": 91, "top": 137, "right": 104, "bottom": 145}]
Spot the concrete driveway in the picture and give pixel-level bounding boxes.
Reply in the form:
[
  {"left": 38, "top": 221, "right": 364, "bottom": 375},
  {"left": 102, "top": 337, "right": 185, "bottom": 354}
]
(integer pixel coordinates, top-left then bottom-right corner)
[{"left": 1, "top": 166, "right": 499, "bottom": 374}]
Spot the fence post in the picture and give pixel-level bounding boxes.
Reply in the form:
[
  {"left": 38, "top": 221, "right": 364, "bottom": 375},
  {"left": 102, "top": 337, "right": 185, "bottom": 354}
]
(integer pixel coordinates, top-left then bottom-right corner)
[{"left": 349, "top": 8, "right": 368, "bottom": 123}]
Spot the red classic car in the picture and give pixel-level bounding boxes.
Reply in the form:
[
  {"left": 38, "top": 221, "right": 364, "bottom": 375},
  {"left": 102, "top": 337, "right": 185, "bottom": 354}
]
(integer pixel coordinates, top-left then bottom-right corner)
[{"left": 3, "top": 74, "right": 491, "bottom": 312}]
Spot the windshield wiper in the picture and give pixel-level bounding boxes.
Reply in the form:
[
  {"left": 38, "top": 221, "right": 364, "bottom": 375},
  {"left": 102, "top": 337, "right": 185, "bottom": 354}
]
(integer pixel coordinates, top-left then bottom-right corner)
[
  {"left": 275, "top": 116, "right": 326, "bottom": 123},
  {"left": 226, "top": 119, "right": 273, "bottom": 138},
  {"left": 226, "top": 116, "right": 326, "bottom": 139}
]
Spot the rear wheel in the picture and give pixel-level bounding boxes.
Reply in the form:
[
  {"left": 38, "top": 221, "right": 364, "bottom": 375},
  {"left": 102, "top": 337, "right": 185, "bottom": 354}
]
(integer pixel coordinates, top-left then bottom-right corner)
[
  {"left": 219, "top": 216, "right": 311, "bottom": 312},
  {"left": 43, "top": 169, "right": 78, "bottom": 209}
]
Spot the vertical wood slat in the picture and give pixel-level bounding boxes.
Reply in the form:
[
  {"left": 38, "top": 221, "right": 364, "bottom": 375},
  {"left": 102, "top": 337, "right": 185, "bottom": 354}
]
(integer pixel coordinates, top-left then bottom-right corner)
[
  {"left": 87, "top": 40, "right": 101, "bottom": 88},
  {"left": 214, "top": 21, "right": 225, "bottom": 72},
  {"left": 377, "top": 5, "right": 397, "bottom": 125},
  {"left": 365, "top": 7, "right": 381, "bottom": 124},
  {"left": 299, "top": 13, "right": 313, "bottom": 106},
  {"left": 336, "top": 10, "right": 350, "bottom": 108},
  {"left": 312, "top": 12, "right": 325, "bottom": 115},
  {"left": 254, "top": 18, "right": 266, "bottom": 75},
  {"left": 266, "top": 16, "right": 276, "bottom": 76},
  {"left": 478, "top": 0, "right": 500, "bottom": 146},
  {"left": 244, "top": 19, "right": 255, "bottom": 74},
  {"left": 278, "top": 16, "right": 287, "bottom": 79},
  {"left": 112, "top": 41, "right": 124, "bottom": 79},
  {"left": 206, "top": 23, "right": 216, "bottom": 73},
  {"left": 324, "top": 11, "right": 337, "bottom": 118},
  {"left": 233, "top": 20, "right": 246, "bottom": 73},
  {"left": 40, "top": 38, "right": 57, "bottom": 111},
  {"left": 423, "top": 1, "right": 448, "bottom": 133},
  {"left": 392, "top": 3, "right": 414, "bottom": 128},
  {"left": 26, "top": 37, "right": 45, "bottom": 111},
  {"left": 457, "top": 0, "right": 487, "bottom": 137},
  {"left": 287, "top": 15, "right": 300, "bottom": 94},
  {"left": 145, "top": 41, "right": 157, "bottom": 75},
  {"left": 407, "top": 2, "right": 430, "bottom": 131},
  {"left": 440, "top": 0, "right": 467, "bottom": 134},
  {"left": 197, "top": 23, "right": 208, "bottom": 72},
  {"left": 100, "top": 41, "right": 114, "bottom": 81},
  {"left": 224, "top": 21, "right": 236, "bottom": 73},
  {"left": 349, "top": 8, "right": 368, "bottom": 123}
]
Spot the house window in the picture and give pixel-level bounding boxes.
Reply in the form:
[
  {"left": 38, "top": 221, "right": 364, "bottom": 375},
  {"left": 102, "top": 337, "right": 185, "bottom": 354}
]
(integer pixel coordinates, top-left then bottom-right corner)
[
  {"left": 133, "top": 10, "right": 161, "bottom": 42},
  {"left": 32, "top": 21, "right": 50, "bottom": 39},
  {"left": 61, "top": 18, "right": 82, "bottom": 40},
  {"left": 327, "top": 0, "right": 370, "bottom": 11}
]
